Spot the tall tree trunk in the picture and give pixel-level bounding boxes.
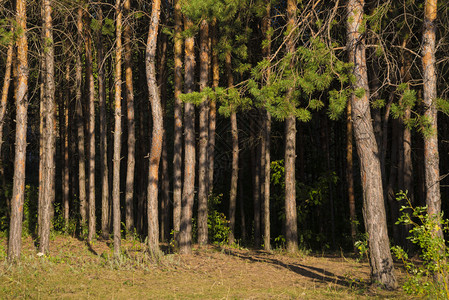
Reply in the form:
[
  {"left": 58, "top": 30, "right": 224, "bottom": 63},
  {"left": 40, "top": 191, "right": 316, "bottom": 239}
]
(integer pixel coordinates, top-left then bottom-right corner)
[
  {"left": 208, "top": 17, "right": 218, "bottom": 196},
  {"left": 179, "top": 18, "right": 196, "bottom": 254},
  {"left": 63, "top": 44, "right": 70, "bottom": 227},
  {"left": 285, "top": 0, "right": 298, "bottom": 253},
  {"left": 226, "top": 51, "right": 239, "bottom": 246},
  {"left": 113, "top": 0, "right": 123, "bottom": 258},
  {"left": 97, "top": 5, "right": 109, "bottom": 240},
  {"left": 76, "top": 7, "right": 87, "bottom": 227},
  {"left": 346, "top": 97, "right": 357, "bottom": 252},
  {"left": 251, "top": 128, "right": 261, "bottom": 248},
  {"left": 85, "top": 7, "right": 96, "bottom": 243},
  {"left": 146, "top": 0, "right": 162, "bottom": 255},
  {"left": 0, "top": 42, "right": 13, "bottom": 169},
  {"left": 8, "top": 0, "right": 28, "bottom": 261},
  {"left": 262, "top": 2, "right": 271, "bottom": 251},
  {"left": 198, "top": 19, "right": 209, "bottom": 246},
  {"left": 422, "top": 0, "right": 441, "bottom": 233},
  {"left": 124, "top": 0, "right": 135, "bottom": 235},
  {"left": 172, "top": 0, "right": 183, "bottom": 236},
  {"left": 38, "top": 0, "right": 56, "bottom": 254},
  {"left": 347, "top": 0, "right": 397, "bottom": 288}
]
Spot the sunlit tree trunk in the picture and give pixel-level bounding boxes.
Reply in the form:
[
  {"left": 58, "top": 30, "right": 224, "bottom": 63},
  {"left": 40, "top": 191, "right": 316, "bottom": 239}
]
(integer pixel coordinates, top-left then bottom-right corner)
[
  {"left": 172, "top": 0, "right": 183, "bottom": 236},
  {"left": 198, "top": 19, "right": 209, "bottom": 246},
  {"left": 347, "top": 0, "right": 397, "bottom": 288},
  {"left": 146, "top": 0, "right": 162, "bottom": 255},
  {"left": 8, "top": 0, "right": 28, "bottom": 261},
  {"left": 285, "top": 0, "right": 298, "bottom": 253},
  {"left": 179, "top": 18, "right": 196, "bottom": 254},
  {"left": 124, "top": 0, "right": 135, "bottom": 235},
  {"left": 113, "top": 0, "right": 123, "bottom": 258}
]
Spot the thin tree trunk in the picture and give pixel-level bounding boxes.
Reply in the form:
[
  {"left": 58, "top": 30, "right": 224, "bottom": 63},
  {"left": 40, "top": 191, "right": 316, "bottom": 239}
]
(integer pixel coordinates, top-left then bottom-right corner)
[
  {"left": 251, "top": 129, "right": 261, "bottom": 248},
  {"left": 146, "top": 0, "right": 162, "bottom": 255},
  {"left": 347, "top": 0, "right": 397, "bottom": 288},
  {"left": 76, "top": 7, "right": 87, "bottom": 227},
  {"left": 96, "top": 5, "right": 109, "bottom": 240},
  {"left": 179, "top": 18, "right": 196, "bottom": 255},
  {"left": 239, "top": 163, "right": 246, "bottom": 241},
  {"left": 38, "top": 0, "right": 56, "bottom": 254},
  {"left": 85, "top": 8, "right": 96, "bottom": 243},
  {"left": 198, "top": 19, "right": 209, "bottom": 246},
  {"left": 124, "top": 0, "right": 135, "bottom": 235},
  {"left": 0, "top": 42, "right": 13, "bottom": 163},
  {"left": 8, "top": 0, "right": 28, "bottom": 261},
  {"left": 285, "top": 0, "right": 298, "bottom": 253},
  {"left": 63, "top": 48, "right": 70, "bottom": 227},
  {"left": 113, "top": 0, "right": 123, "bottom": 258},
  {"left": 172, "top": 0, "right": 183, "bottom": 236},
  {"left": 422, "top": 0, "right": 441, "bottom": 232},
  {"left": 346, "top": 98, "right": 357, "bottom": 252},
  {"left": 208, "top": 17, "right": 218, "bottom": 196}
]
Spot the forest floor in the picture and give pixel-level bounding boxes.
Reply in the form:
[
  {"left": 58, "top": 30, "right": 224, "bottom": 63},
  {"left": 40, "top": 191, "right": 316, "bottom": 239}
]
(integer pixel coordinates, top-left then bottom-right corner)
[{"left": 0, "top": 234, "right": 415, "bottom": 299}]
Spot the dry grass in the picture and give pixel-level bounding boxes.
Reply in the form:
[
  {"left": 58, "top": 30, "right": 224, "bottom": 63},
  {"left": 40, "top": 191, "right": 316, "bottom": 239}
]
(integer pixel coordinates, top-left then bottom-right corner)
[{"left": 0, "top": 235, "right": 413, "bottom": 299}]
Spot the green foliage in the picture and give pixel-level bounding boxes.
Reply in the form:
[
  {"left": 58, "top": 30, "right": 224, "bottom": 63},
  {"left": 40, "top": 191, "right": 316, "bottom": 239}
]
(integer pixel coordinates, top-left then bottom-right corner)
[
  {"left": 52, "top": 203, "right": 77, "bottom": 236},
  {"left": 102, "top": 18, "right": 115, "bottom": 37},
  {"left": 23, "top": 185, "right": 39, "bottom": 237},
  {"left": 354, "top": 233, "right": 369, "bottom": 262},
  {"left": 391, "top": 191, "right": 449, "bottom": 299},
  {"left": 436, "top": 98, "right": 449, "bottom": 116},
  {"left": 207, "top": 194, "right": 231, "bottom": 245},
  {"left": 0, "top": 18, "right": 14, "bottom": 46}
]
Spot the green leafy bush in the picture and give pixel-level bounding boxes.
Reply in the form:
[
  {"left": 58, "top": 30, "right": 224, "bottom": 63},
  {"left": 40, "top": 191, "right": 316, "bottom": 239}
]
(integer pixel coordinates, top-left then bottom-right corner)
[
  {"left": 207, "top": 194, "right": 231, "bottom": 245},
  {"left": 391, "top": 191, "right": 449, "bottom": 298}
]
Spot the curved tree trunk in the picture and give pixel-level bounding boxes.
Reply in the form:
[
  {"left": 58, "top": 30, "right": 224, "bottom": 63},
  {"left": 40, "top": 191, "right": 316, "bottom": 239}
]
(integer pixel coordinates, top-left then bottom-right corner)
[
  {"left": 8, "top": 0, "right": 28, "bottom": 261},
  {"left": 146, "top": 0, "right": 162, "bottom": 255},
  {"left": 198, "top": 19, "right": 209, "bottom": 246},
  {"left": 124, "top": 0, "right": 135, "bottom": 235},
  {"left": 347, "top": 0, "right": 397, "bottom": 289},
  {"left": 172, "top": 0, "right": 183, "bottom": 236},
  {"left": 113, "top": 0, "right": 123, "bottom": 258},
  {"left": 179, "top": 18, "right": 196, "bottom": 255}
]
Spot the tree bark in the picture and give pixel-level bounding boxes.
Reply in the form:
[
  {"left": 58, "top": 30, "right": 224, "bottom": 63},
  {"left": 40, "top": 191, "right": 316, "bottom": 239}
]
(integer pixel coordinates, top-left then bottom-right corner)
[
  {"left": 172, "top": 0, "right": 183, "bottom": 236},
  {"left": 124, "top": 0, "right": 135, "bottom": 235},
  {"left": 208, "top": 17, "right": 218, "bottom": 196},
  {"left": 179, "top": 18, "right": 196, "bottom": 254},
  {"left": 285, "top": 0, "right": 298, "bottom": 253},
  {"left": 113, "top": 0, "right": 123, "bottom": 258},
  {"left": 85, "top": 7, "right": 96, "bottom": 243},
  {"left": 8, "top": 0, "right": 28, "bottom": 261},
  {"left": 0, "top": 42, "right": 13, "bottom": 165},
  {"left": 198, "top": 19, "right": 209, "bottom": 246},
  {"left": 346, "top": 97, "right": 357, "bottom": 252},
  {"left": 146, "top": 0, "right": 162, "bottom": 255},
  {"left": 347, "top": 0, "right": 397, "bottom": 289},
  {"left": 38, "top": 0, "right": 56, "bottom": 254},
  {"left": 63, "top": 42, "right": 70, "bottom": 227},
  {"left": 96, "top": 5, "right": 109, "bottom": 240}
]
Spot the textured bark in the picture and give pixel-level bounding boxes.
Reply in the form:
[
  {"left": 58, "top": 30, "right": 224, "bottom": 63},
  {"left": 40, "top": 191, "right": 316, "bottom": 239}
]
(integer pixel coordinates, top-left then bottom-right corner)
[
  {"left": 8, "top": 0, "right": 28, "bottom": 261},
  {"left": 172, "top": 0, "right": 183, "bottom": 235},
  {"left": 197, "top": 19, "right": 209, "bottom": 246},
  {"left": 85, "top": 10, "right": 96, "bottom": 243},
  {"left": 38, "top": 0, "right": 56, "bottom": 254},
  {"left": 146, "top": 0, "right": 162, "bottom": 255},
  {"left": 346, "top": 98, "right": 357, "bottom": 252},
  {"left": 63, "top": 45, "right": 70, "bottom": 227},
  {"left": 208, "top": 18, "right": 218, "bottom": 196},
  {"left": 113, "top": 0, "right": 123, "bottom": 258},
  {"left": 75, "top": 7, "right": 87, "bottom": 226},
  {"left": 422, "top": 0, "right": 441, "bottom": 227},
  {"left": 96, "top": 6, "right": 109, "bottom": 239},
  {"left": 285, "top": 0, "right": 298, "bottom": 253},
  {"left": 226, "top": 51, "right": 239, "bottom": 246},
  {"left": 124, "top": 0, "right": 135, "bottom": 234},
  {"left": 347, "top": 0, "right": 397, "bottom": 289},
  {"left": 179, "top": 18, "right": 196, "bottom": 254}
]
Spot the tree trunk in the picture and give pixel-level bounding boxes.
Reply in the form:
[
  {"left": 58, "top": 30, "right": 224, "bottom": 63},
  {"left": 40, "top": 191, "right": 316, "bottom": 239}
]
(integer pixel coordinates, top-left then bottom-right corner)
[
  {"left": 124, "top": 0, "right": 135, "bottom": 235},
  {"left": 284, "top": 0, "right": 298, "bottom": 253},
  {"left": 8, "top": 0, "right": 28, "bottom": 261},
  {"left": 172, "top": 0, "right": 183, "bottom": 236},
  {"left": 198, "top": 19, "right": 209, "bottom": 246},
  {"left": 146, "top": 0, "right": 162, "bottom": 255},
  {"left": 38, "top": 0, "right": 56, "bottom": 254},
  {"left": 113, "top": 0, "right": 123, "bottom": 258},
  {"left": 208, "top": 17, "right": 218, "bottom": 196},
  {"left": 346, "top": 97, "right": 357, "bottom": 252},
  {"left": 96, "top": 6, "right": 109, "bottom": 240},
  {"left": 422, "top": 0, "right": 441, "bottom": 232},
  {"left": 0, "top": 42, "right": 13, "bottom": 166},
  {"left": 76, "top": 7, "right": 87, "bottom": 227},
  {"left": 85, "top": 8, "right": 96, "bottom": 243},
  {"left": 251, "top": 119, "right": 261, "bottom": 248},
  {"left": 179, "top": 18, "right": 196, "bottom": 255},
  {"left": 63, "top": 45, "right": 70, "bottom": 227},
  {"left": 347, "top": 0, "right": 397, "bottom": 289}
]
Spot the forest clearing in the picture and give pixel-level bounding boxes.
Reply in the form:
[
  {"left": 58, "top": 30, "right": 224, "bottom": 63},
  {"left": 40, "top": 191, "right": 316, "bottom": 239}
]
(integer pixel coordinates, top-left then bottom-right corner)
[{"left": 0, "top": 235, "right": 410, "bottom": 299}]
